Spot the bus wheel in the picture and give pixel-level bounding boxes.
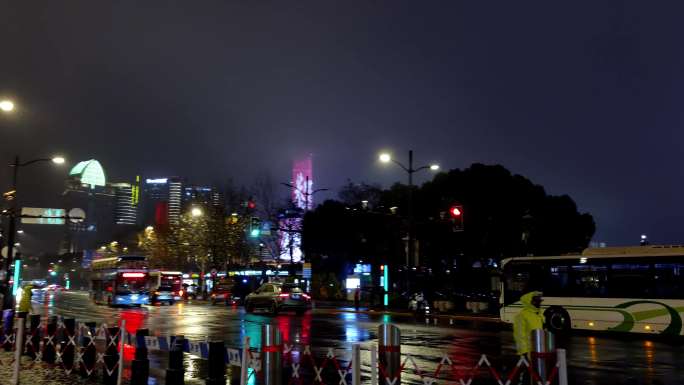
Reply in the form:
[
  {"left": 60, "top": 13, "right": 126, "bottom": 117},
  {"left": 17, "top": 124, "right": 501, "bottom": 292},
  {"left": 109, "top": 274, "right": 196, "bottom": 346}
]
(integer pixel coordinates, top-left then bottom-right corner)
[{"left": 544, "top": 306, "right": 571, "bottom": 333}]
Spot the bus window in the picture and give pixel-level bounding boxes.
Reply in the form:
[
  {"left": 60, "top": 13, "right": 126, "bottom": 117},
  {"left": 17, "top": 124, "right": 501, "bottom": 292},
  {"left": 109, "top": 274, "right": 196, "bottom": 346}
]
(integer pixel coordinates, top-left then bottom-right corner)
[
  {"left": 503, "top": 263, "right": 544, "bottom": 304},
  {"left": 544, "top": 264, "right": 572, "bottom": 296},
  {"left": 609, "top": 263, "right": 652, "bottom": 298},
  {"left": 653, "top": 263, "right": 684, "bottom": 299},
  {"left": 117, "top": 275, "right": 148, "bottom": 294},
  {"left": 571, "top": 264, "right": 608, "bottom": 297}
]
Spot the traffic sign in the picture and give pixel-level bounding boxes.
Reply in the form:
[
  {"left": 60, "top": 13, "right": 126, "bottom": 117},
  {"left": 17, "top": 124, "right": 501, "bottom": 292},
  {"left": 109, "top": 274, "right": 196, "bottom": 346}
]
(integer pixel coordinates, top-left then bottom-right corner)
[
  {"left": 303, "top": 263, "right": 312, "bottom": 279},
  {"left": 20, "top": 207, "right": 66, "bottom": 225}
]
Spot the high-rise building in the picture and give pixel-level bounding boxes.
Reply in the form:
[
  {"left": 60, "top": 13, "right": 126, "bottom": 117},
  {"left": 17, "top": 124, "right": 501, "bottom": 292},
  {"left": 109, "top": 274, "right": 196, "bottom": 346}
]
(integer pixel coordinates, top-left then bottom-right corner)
[
  {"left": 168, "top": 179, "right": 182, "bottom": 224},
  {"left": 142, "top": 177, "right": 184, "bottom": 226},
  {"left": 62, "top": 159, "right": 116, "bottom": 252},
  {"left": 183, "top": 185, "right": 223, "bottom": 207},
  {"left": 111, "top": 176, "right": 140, "bottom": 226}
]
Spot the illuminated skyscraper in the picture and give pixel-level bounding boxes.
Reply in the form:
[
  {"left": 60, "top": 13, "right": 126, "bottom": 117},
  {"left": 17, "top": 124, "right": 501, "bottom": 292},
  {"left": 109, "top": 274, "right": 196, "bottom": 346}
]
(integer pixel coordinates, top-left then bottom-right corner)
[
  {"left": 279, "top": 156, "right": 313, "bottom": 263},
  {"left": 142, "top": 177, "right": 184, "bottom": 226},
  {"left": 183, "top": 185, "right": 223, "bottom": 207},
  {"left": 111, "top": 176, "right": 140, "bottom": 226},
  {"left": 168, "top": 179, "right": 182, "bottom": 224}
]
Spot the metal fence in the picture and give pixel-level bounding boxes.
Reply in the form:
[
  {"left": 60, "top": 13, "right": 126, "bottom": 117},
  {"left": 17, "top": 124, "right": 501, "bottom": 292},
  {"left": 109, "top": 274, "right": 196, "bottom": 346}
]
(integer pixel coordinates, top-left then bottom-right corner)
[{"left": 0, "top": 313, "right": 567, "bottom": 385}]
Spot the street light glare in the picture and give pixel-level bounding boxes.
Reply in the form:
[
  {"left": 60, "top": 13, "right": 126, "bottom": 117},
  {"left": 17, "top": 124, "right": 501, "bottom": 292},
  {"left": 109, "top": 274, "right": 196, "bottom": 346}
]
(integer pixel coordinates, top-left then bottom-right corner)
[
  {"left": 0, "top": 100, "right": 14, "bottom": 112},
  {"left": 51, "top": 156, "right": 66, "bottom": 165},
  {"left": 379, "top": 153, "right": 391, "bottom": 163},
  {"left": 430, "top": 164, "right": 440, "bottom": 171},
  {"left": 191, "top": 207, "right": 203, "bottom": 217}
]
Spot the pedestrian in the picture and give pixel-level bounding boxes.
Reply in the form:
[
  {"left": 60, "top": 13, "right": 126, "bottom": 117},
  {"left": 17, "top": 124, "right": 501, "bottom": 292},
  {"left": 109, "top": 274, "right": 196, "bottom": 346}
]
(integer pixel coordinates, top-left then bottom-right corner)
[
  {"left": 354, "top": 286, "right": 360, "bottom": 310},
  {"left": 513, "top": 291, "right": 544, "bottom": 385},
  {"left": 18, "top": 284, "right": 34, "bottom": 317}
]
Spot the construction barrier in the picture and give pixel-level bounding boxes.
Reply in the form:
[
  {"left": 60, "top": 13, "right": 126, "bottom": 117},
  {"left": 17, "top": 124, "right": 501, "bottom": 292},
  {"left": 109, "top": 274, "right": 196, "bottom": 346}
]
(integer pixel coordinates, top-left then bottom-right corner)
[{"left": 0, "top": 317, "right": 567, "bottom": 385}]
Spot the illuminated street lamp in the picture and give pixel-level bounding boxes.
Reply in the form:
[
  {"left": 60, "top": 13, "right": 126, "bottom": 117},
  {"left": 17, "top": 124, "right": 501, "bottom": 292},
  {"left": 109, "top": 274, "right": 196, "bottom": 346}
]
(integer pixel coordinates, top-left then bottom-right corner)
[
  {"left": 2, "top": 154, "right": 66, "bottom": 309},
  {"left": 191, "top": 207, "right": 203, "bottom": 217},
  {"left": 378, "top": 150, "right": 440, "bottom": 267},
  {"left": 0, "top": 100, "right": 14, "bottom": 112}
]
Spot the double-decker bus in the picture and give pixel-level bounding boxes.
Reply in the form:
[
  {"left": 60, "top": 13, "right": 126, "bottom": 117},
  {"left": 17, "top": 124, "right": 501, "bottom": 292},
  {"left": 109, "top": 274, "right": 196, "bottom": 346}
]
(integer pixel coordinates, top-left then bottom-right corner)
[
  {"left": 90, "top": 255, "right": 150, "bottom": 306},
  {"left": 500, "top": 245, "right": 684, "bottom": 335}
]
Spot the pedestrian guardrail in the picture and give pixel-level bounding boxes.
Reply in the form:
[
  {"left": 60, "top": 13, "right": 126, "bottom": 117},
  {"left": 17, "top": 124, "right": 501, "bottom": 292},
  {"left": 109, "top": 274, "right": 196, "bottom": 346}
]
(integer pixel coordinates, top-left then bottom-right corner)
[{"left": 0, "top": 312, "right": 567, "bottom": 385}]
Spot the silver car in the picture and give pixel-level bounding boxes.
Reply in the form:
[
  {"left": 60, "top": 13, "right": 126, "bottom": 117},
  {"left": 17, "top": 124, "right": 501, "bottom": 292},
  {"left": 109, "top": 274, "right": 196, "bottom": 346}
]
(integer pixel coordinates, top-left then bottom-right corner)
[{"left": 245, "top": 283, "right": 311, "bottom": 315}]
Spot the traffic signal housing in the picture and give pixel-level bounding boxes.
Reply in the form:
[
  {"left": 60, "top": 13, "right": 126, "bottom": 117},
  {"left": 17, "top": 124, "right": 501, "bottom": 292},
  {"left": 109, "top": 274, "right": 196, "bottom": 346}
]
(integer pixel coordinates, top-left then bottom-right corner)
[
  {"left": 449, "top": 205, "right": 464, "bottom": 232},
  {"left": 250, "top": 217, "right": 261, "bottom": 237}
]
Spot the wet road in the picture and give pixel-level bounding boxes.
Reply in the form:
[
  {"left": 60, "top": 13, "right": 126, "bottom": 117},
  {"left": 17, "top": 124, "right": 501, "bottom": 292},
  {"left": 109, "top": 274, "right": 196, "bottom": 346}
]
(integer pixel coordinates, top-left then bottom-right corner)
[{"left": 35, "top": 291, "right": 684, "bottom": 384}]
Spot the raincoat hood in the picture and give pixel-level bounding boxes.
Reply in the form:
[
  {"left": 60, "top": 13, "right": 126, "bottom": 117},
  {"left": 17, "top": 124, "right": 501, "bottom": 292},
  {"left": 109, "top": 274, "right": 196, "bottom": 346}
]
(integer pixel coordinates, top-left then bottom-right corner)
[{"left": 520, "top": 291, "right": 542, "bottom": 311}]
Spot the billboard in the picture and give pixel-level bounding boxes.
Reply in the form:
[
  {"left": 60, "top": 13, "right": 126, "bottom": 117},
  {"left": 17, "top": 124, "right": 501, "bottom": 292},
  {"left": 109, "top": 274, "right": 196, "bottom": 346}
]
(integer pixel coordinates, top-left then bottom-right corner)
[{"left": 20, "top": 207, "right": 66, "bottom": 225}]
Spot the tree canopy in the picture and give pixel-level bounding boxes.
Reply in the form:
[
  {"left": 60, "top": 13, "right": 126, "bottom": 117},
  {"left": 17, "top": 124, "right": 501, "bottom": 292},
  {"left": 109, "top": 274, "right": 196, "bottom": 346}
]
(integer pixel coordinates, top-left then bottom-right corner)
[{"left": 302, "top": 163, "right": 595, "bottom": 275}]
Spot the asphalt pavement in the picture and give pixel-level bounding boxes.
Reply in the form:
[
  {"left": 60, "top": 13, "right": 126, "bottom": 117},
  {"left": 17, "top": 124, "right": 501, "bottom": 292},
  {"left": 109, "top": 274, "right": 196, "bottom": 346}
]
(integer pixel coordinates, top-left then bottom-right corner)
[{"left": 30, "top": 291, "right": 684, "bottom": 385}]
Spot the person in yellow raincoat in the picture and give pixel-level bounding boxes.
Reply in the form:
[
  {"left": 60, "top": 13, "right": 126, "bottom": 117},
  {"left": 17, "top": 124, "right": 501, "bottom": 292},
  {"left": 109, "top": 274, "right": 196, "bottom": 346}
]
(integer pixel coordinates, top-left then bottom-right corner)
[
  {"left": 513, "top": 291, "right": 545, "bottom": 385},
  {"left": 18, "top": 284, "right": 34, "bottom": 314},
  {"left": 513, "top": 291, "right": 545, "bottom": 356}
]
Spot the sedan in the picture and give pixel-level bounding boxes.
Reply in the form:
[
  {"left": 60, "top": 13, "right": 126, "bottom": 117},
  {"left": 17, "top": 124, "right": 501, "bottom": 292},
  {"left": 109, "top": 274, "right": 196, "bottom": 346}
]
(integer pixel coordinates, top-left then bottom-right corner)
[{"left": 244, "top": 282, "right": 311, "bottom": 315}]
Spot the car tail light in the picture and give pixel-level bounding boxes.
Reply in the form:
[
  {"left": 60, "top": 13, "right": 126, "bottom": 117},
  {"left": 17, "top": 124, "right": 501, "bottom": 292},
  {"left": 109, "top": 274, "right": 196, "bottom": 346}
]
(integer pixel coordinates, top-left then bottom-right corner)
[
  {"left": 302, "top": 294, "right": 311, "bottom": 300},
  {"left": 278, "top": 293, "right": 290, "bottom": 298}
]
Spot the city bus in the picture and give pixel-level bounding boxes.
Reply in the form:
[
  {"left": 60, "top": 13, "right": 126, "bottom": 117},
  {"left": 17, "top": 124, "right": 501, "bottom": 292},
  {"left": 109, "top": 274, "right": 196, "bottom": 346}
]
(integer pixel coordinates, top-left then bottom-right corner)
[
  {"left": 90, "top": 255, "right": 150, "bottom": 306},
  {"left": 500, "top": 245, "right": 684, "bottom": 335},
  {"left": 148, "top": 270, "right": 183, "bottom": 300}
]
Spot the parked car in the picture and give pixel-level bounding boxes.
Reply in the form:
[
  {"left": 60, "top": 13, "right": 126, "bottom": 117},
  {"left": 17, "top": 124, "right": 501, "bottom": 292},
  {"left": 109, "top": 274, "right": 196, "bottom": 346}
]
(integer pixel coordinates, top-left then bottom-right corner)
[
  {"left": 244, "top": 282, "right": 311, "bottom": 315},
  {"left": 151, "top": 285, "right": 176, "bottom": 305}
]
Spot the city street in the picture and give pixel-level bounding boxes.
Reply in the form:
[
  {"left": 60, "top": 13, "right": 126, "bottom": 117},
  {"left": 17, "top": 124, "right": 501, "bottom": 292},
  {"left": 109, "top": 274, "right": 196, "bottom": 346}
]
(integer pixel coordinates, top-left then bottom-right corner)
[{"left": 31, "top": 291, "right": 684, "bottom": 384}]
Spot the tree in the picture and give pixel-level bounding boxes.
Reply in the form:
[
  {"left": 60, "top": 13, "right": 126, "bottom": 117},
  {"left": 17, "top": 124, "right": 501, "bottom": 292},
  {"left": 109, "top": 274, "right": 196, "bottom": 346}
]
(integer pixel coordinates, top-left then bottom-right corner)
[
  {"left": 302, "top": 163, "right": 596, "bottom": 275},
  {"left": 338, "top": 180, "right": 384, "bottom": 208},
  {"left": 302, "top": 200, "right": 403, "bottom": 280}
]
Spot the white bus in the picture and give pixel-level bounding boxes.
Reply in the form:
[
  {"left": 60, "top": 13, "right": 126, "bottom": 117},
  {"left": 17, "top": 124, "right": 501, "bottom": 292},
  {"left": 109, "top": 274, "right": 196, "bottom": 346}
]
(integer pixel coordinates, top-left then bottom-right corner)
[{"left": 500, "top": 245, "right": 684, "bottom": 335}]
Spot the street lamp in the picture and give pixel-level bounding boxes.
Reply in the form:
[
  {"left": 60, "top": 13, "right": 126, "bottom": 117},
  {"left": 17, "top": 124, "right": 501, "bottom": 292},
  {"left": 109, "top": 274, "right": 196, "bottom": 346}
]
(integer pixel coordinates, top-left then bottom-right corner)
[
  {"left": 2, "top": 154, "right": 66, "bottom": 309},
  {"left": 191, "top": 207, "right": 203, "bottom": 217},
  {"left": 378, "top": 150, "right": 440, "bottom": 267},
  {"left": 0, "top": 100, "right": 14, "bottom": 112}
]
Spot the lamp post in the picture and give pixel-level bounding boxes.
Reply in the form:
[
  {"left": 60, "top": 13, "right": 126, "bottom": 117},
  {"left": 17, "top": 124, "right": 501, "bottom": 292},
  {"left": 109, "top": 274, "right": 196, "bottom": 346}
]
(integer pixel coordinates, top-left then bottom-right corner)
[
  {"left": 379, "top": 150, "right": 439, "bottom": 267},
  {"left": 2, "top": 155, "right": 65, "bottom": 309}
]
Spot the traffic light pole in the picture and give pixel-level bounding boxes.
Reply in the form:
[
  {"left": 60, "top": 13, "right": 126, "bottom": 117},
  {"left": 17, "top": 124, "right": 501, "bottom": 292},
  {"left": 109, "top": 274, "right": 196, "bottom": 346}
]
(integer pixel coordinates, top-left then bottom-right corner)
[
  {"left": 407, "top": 150, "right": 415, "bottom": 267},
  {"left": 3, "top": 155, "right": 19, "bottom": 310}
]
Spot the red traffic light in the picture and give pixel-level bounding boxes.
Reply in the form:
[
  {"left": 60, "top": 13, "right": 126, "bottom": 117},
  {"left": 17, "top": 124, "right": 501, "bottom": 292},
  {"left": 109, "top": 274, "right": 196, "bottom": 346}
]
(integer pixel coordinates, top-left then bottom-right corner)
[
  {"left": 247, "top": 201, "right": 256, "bottom": 209},
  {"left": 449, "top": 206, "right": 462, "bottom": 217}
]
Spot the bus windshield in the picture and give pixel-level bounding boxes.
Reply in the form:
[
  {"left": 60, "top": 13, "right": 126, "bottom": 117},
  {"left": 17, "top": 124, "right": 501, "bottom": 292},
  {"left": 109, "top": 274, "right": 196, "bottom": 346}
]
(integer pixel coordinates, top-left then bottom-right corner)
[{"left": 117, "top": 274, "right": 148, "bottom": 294}]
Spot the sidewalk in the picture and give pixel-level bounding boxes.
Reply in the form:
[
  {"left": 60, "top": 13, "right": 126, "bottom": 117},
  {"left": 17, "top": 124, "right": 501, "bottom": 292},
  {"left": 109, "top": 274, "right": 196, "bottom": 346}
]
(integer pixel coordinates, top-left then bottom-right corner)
[{"left": 0, "top": 352, "right": 90, "bottom": 385}]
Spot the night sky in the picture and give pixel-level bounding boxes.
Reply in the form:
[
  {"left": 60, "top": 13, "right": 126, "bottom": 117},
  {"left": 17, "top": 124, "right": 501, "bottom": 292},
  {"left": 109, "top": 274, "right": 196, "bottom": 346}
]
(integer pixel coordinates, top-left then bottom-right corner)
[{"left": 2, "top": 1, "right": 684, "bottom": 252}]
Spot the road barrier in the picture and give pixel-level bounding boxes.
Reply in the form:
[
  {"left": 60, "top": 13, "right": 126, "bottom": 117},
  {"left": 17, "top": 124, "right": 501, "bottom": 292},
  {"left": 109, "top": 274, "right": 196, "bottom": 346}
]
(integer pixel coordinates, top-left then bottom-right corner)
[
  {"left": 0, "top": 316, "right": 567, "bottom": 385},
  {"left": 378, "top": 323, "right": 401, "bottom": 385}
]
